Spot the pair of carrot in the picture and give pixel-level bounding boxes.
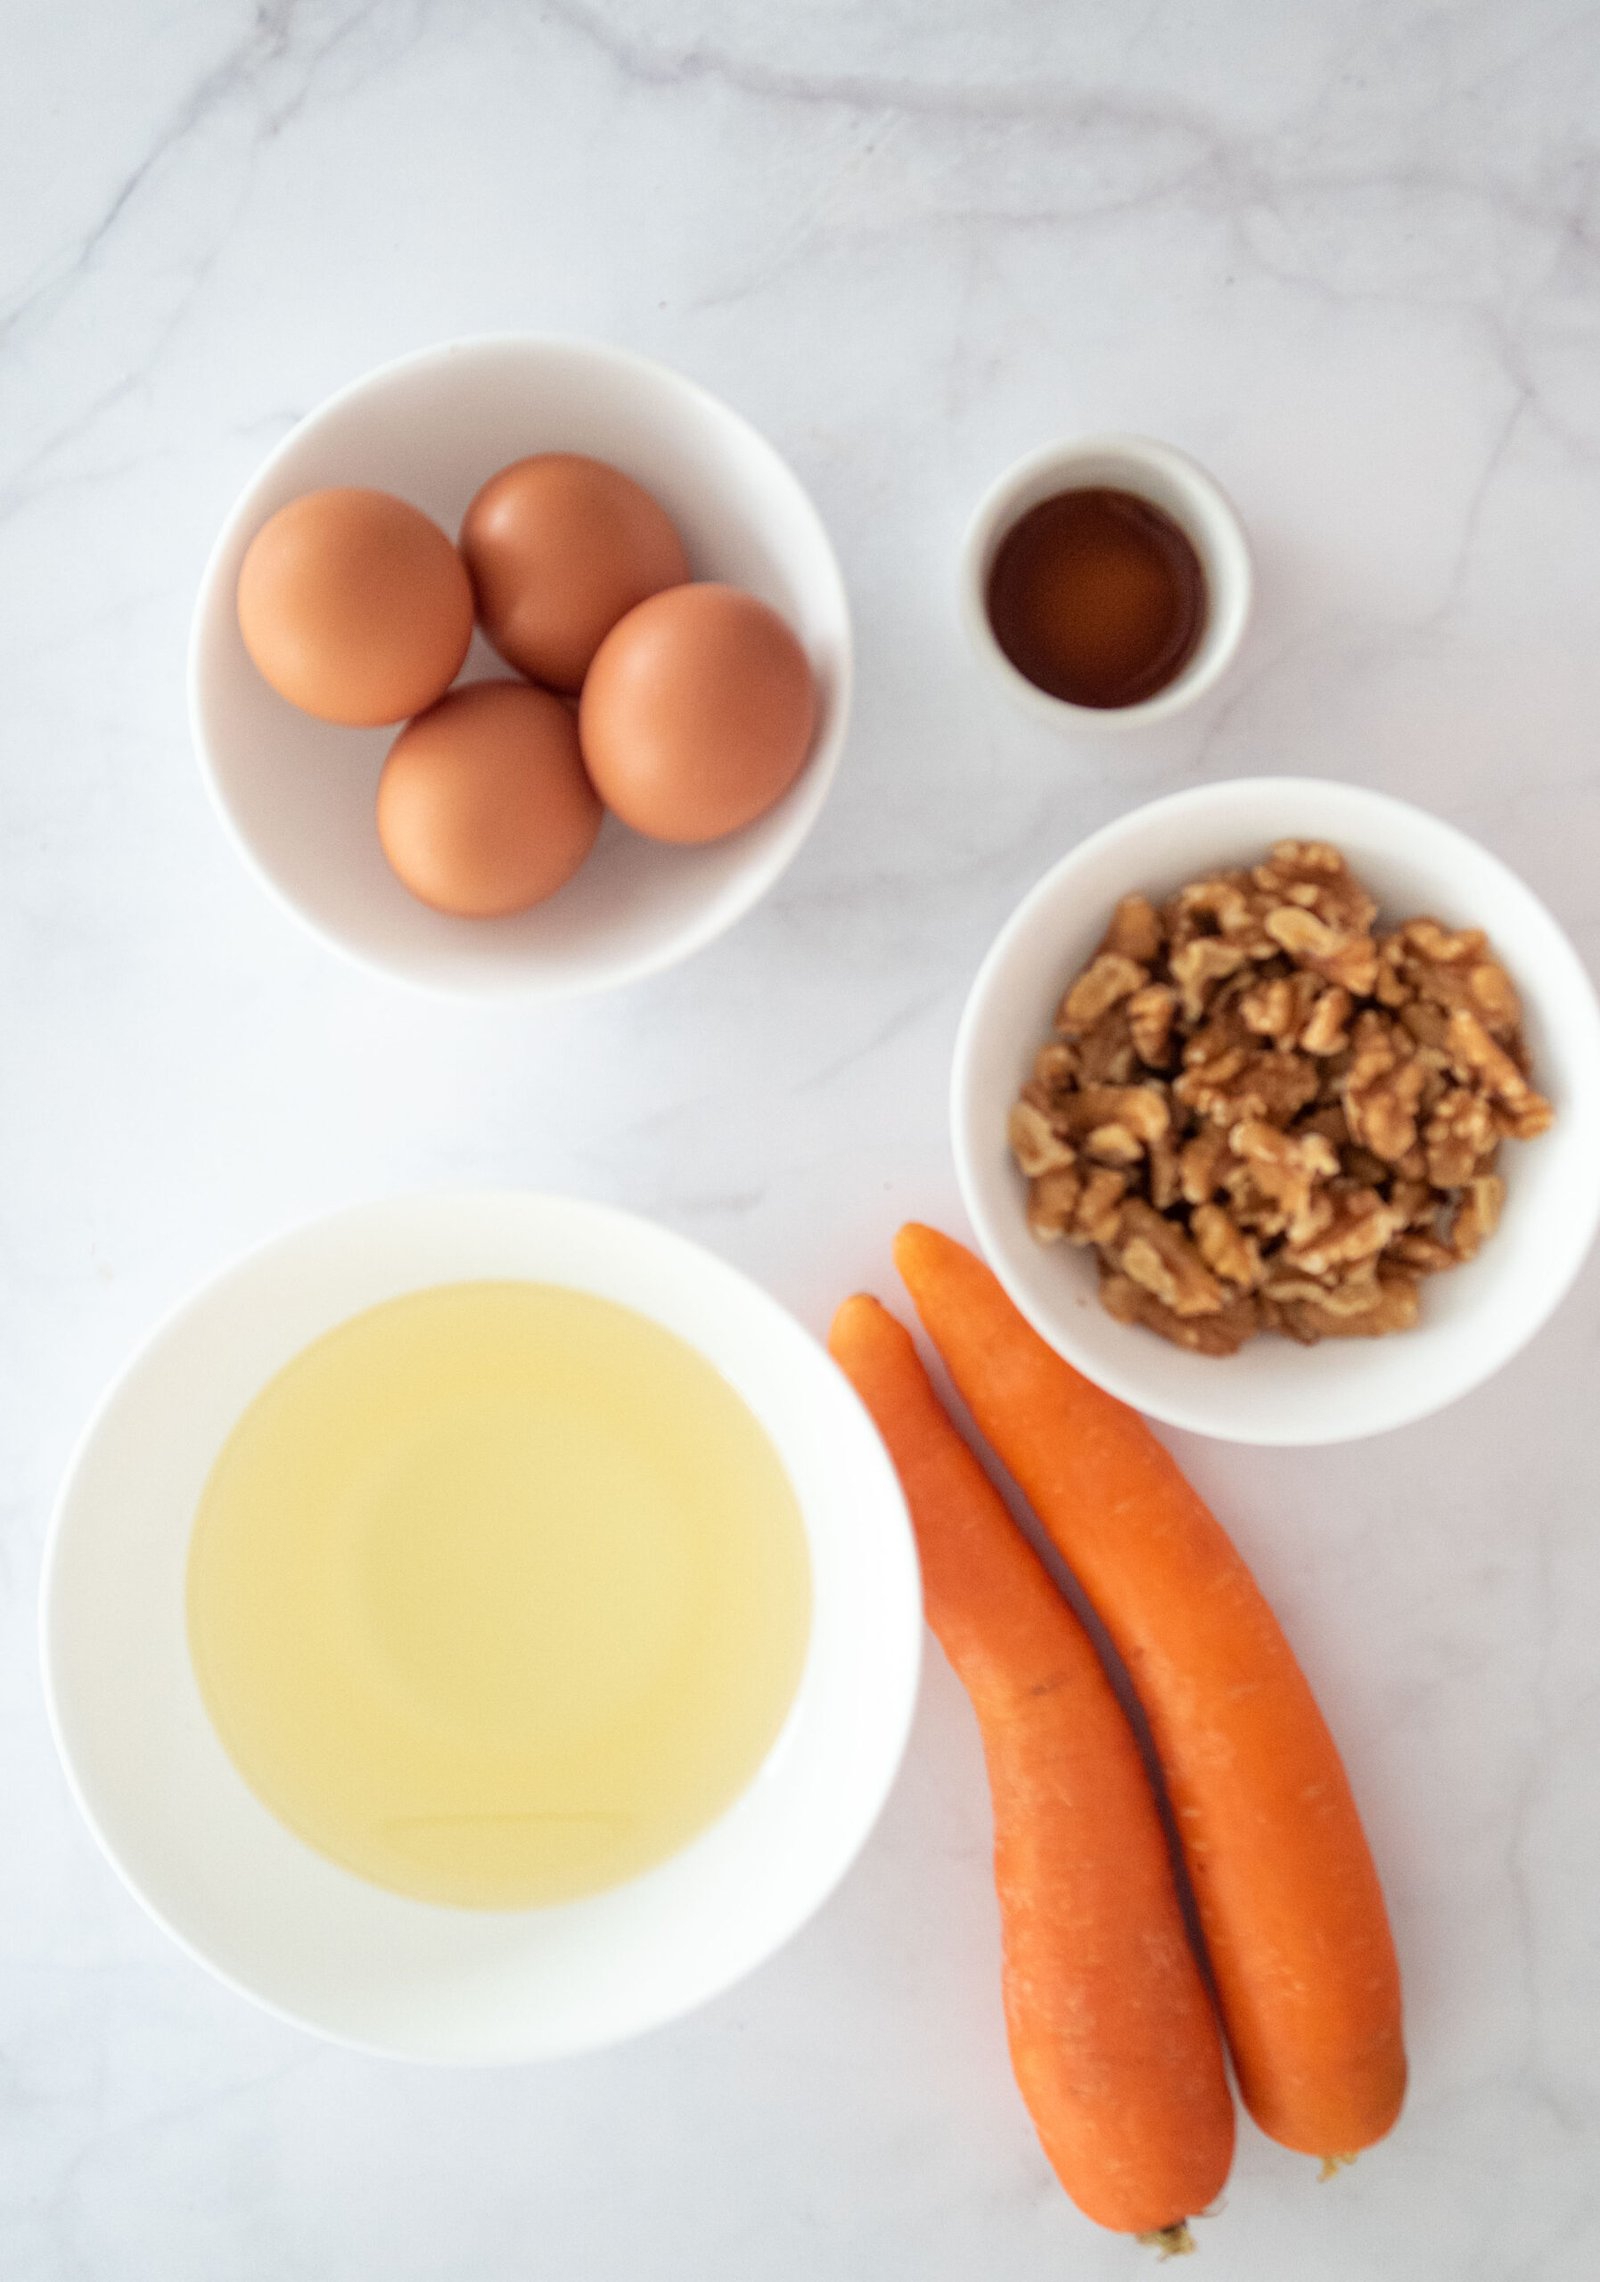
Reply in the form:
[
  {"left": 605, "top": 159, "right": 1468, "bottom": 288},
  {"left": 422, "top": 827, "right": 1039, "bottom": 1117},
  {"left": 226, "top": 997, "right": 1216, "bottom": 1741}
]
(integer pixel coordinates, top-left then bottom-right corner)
[{"left": 829, "top": 1225, "right": 1405, "bottom": 2248}]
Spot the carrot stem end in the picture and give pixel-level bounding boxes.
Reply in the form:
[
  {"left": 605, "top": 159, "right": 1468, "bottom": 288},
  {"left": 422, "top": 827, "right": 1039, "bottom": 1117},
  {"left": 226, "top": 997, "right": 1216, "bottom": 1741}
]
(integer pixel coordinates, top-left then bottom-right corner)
[{"left": 1137, "top": 2221, "right": 1197, "bottom": 2257}]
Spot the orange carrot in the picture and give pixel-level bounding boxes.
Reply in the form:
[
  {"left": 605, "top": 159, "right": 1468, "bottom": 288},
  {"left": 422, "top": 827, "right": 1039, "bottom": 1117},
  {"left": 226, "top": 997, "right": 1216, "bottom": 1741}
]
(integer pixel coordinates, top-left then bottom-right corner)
[
  {"left": 893, "top": 1225, "right": 1406, "bottom": 2161},
  {"left": 829, "top": 1293, "right": 1235, "bottom": 2245}
]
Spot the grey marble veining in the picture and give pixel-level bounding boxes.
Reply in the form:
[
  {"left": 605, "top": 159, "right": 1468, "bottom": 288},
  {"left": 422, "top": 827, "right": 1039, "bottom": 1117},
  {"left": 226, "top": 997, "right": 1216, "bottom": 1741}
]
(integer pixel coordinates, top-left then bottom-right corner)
[{"left": 5, "top": 2, "right": 1600, "bottom": 2275}]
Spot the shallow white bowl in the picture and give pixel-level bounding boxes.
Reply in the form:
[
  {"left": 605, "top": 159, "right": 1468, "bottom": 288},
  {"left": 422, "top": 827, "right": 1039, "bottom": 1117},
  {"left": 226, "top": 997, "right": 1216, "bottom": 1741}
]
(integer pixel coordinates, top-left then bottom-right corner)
[
  {"left": 954, "top": 778, "right": 1600, "bottom": 1446},
  {"left": 190, "top": 338, "right": 852, "bottom": 997},
  {"left": 958, "top": 435, "right": 1253, "bottom": 731},
  {"left": 41, "top": 1194, "right": 920, "bottom": 2061}
]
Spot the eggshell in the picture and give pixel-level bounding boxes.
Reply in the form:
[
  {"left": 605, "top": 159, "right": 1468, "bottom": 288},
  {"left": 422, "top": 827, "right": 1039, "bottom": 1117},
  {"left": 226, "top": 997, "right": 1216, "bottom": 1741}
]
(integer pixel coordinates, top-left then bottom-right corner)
[
  {"left": 376, "top": 681, "right": 602, "bottom": 917},
  {"left": 460, "top": 454, "right": 689, "bottom": 693},
  {"left": 237, "top": 488, "right": 473, "bottom": 726},
  {"left": 578, "top": 583, "right": 817, "bottom": 846}
]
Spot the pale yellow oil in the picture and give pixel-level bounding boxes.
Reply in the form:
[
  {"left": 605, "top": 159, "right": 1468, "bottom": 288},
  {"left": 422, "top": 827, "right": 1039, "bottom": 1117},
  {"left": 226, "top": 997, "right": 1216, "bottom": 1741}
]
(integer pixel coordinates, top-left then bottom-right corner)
[{"left": 186, "top": 1281, "right": 811, "bottom": 1909}]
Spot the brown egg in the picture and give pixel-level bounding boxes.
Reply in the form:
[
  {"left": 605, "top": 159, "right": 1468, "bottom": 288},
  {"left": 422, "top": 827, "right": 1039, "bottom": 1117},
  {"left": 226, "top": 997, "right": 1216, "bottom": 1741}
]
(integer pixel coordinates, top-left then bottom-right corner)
[
  {"left": 237, "top": 488, "right": 473, "bottom": 726},
  {"left": 376, "top": 681, "right": 602, "bottom": 917},
  {"left": 460, "top": 454, "right": 689, "bottom": 693},
  {"left": 578, "top": 584, "right": 817, "bottom": 845}
]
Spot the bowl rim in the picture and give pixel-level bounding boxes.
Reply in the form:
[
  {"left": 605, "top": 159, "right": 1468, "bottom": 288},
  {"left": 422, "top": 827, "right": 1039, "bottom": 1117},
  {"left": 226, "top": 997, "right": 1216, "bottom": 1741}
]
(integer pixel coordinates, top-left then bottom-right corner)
[
  {"left": 952, "top": 774, "right": 1600, "bottom": 1445},
  {"left": 39, "top": 1190, "right": 922, "bottom": 2061},
  {"left": 187, "top": 334, "right": 855, "bottom": 1001}
]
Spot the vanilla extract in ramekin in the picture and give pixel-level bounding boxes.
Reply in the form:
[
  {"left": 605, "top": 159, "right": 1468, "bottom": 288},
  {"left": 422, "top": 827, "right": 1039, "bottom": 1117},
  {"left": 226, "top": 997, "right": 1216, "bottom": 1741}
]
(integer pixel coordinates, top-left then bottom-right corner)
[{"left": 960, "top": 436, "right": 1253, "bottom": 731}]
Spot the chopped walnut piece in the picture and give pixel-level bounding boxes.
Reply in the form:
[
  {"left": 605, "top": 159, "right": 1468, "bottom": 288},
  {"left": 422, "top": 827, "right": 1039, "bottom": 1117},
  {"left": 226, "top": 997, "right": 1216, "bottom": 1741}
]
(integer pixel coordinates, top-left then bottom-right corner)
[
  {"left": 1423, "top": 1087, "right": 1497, "bottom": 1188},
  {"left": 1468, "top": 961, "right": 1521, "bottom": 1032},
  {"left": 1255, "top": 841, "right": 1378, "bottom": 935},
  {"left": 1008, "top": 840, "right": 1551, "bottom": 1353},
  {"left": 1147, "top": 1136, "right": 1182, "bottom": 1212},
  {"left": 1382, "top": 918, "right": 1526, "bottom": 1041},
  {"left": 1388, "top": 1177, "right": 1438, "bottom": 1228},
  {"left": 1239, "top": 973, "right": 1299, "bottom": 1042},
  {"left": 1405, "top": 917, "right": 1482, "bottom": 959},
  {"left": 1231, "top": 1121, "right": 1339, "bottom": 1182},
  {"left": 1101, "top": 1269, "right": 1261, "bottom": 1355},
  {"left": 1401, "top": 918, "right": 1485, "bottom": 974},
  {"left": 1447, "top": 1010, "right": 1553, "bottom": 1137},
  {"left": 1179, "top": 1128, "right": 1231, "bottom": 1206},
  {"left": 1264, "top": 905, "right": 1380, "bottom": 996},
  {"left": 1192, "top": 1203, "right": 1263, "bottom": 1290},
  {"left": 1263, "top": 1266, "right": 1380, "bottom": 1316},
  {"left": 1398, "top": 998, "right": 1450, "bottom": 1051},
  {"left": 1115, "top": 1199, "right": 1225, "bottom": 1317},
  {"left": 1075, "top": 1005, "right": 1140, "bottom": 1086},
  {"left": 1345, "top": 1045, "right": 1428, "bottom": 1165},
  {"left": 1282, "top": 1189, "right": 1401, "bottom": 1277},
  {"left": 1274, "top": 1271, "right": 1421, "bottom": 1341},
  {"left": 1228, "top": 1050, "right": 1323, "bottom": 1126},
  {"left": 1264, "top": 905, "right": 1340, "bottom": 962},
  {"left": 1008, "top": 1099, "right": 1076, "bottom": 1178},
  {"left": 1229, "top": 1122, "right": 1339, "bottom": 1242},
  {"left": 1058, "top": 953, "right": 1146, "bottom": 1036},
  {"left": 1170, "top": 936, "right": 1250, "bottom": 1021},
  {"left": 1174, "top": 1051, "right": 1250, "bottom": 1125},
  {"left": 1085, "top": 1124, "right": 1146, "bottom": 1167},
  {"left": 1450, "top": 1173, "right": 1506, "bottom": 1261},
  {"left": 1222, "top": 1169, "right": 1300, "bottom": 1242},
  {"left": 1127, "top": 983, "right": 1179, "bottom": 1068},
  {"left": 1032, "top": 1039, "right": 1078, "bottom": 1093},
  {"left": 1167, "top": 873, "right": 1266, "bottom": 952},
  {"left": 1026, "top": 1165, "right": 1083, "bottom": 1243},
  {"left": 1102, "top": 893, "right": 1164, "bottom": 964},
  {"left": 1066, "top": 1084, "right": 1169, "bottom": 1142},
  {"left": 1073, "top": 1167, "right": 1129, "bottom": 1247},
  {"left": 1301, "top": 986, "right": 1353, "bottom": 1057},
  {"left": 1390, "top": 1232, "right": 1460, "bottom": 1274}
]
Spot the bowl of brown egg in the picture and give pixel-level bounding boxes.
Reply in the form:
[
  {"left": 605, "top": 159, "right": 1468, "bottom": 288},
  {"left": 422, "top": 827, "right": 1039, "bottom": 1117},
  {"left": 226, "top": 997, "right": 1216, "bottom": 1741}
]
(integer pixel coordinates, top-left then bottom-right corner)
[
  {"left": 189, "top": 337, "right": 851, "bottom": 996},
  {"left": 953, "top": 777, "right": 1600, "bottom": 1445}
]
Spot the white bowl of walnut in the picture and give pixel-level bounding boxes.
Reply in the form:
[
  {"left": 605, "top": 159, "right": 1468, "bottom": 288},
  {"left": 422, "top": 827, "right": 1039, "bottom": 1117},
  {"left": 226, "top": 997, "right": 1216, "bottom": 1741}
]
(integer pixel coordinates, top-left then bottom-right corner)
[{"left": 953, "top": 777, "right": 1600, "bottom": 1446}]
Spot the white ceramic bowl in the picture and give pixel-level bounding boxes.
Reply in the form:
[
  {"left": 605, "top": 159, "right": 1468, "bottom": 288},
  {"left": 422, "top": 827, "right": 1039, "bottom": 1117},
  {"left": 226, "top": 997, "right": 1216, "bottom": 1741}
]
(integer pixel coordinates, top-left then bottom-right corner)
[
  {"left": 41, "top": 1194, "right": 920, "bottom": 2061},
  {"left": 190, "top": 339, "right": 852, "bottom": 997},
  {"left": 954, "top": 778, "right": 1600, "bottom": 1445},
  {"left": 958, "top": 435, "right": 1253, "bottom": 730}
]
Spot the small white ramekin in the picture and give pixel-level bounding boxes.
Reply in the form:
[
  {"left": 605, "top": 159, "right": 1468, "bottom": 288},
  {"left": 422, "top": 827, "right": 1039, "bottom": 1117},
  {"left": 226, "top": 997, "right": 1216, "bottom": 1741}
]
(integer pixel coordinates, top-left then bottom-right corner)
[
  {"left": 953, "top": 778, "right": 1600, "bottom": 1446},
  {"left": 958, "top": 435, "right": 1253, "bottom": 731}
]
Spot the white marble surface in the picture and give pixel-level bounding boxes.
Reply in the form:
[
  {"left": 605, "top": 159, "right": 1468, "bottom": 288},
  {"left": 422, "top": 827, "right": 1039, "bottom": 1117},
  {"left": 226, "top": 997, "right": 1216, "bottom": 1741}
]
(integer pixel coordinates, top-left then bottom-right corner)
[{"left": 5, "top": 2, "right": 1600, "bottom": 2273}]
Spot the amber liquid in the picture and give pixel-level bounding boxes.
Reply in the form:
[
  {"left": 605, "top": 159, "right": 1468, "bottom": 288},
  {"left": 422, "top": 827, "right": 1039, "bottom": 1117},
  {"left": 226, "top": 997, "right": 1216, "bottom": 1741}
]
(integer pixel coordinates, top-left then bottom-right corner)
[
  {"left": 985, "top": 487, "right": 1206, "bottom": 708},
  {"left": 186, "top": 1282, "right": 812, "bottom": 1909}
]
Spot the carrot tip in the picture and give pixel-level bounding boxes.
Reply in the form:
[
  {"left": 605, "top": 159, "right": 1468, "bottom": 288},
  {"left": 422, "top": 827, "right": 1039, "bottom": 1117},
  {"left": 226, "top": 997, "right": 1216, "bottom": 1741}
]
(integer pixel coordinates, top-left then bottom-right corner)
[
  {"left": 1318, "top": 2152, "right": 1358, "bottom": 2182},
  {"left": 1137, "top": 2222, "right": 1197, "bottom": 2258},
  {"left": 829, "top": 1291, "right": 880, "bottom": 1322},
  {"left": 891, "top": 1221, "right": 937, "bottom": 1268}
]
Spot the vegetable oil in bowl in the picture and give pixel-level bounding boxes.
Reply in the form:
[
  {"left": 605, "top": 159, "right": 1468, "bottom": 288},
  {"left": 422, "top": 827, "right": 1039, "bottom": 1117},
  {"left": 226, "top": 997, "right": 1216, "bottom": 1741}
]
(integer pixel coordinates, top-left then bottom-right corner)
[{"left": 186, "top": 1281, "right": 811, "bottom": 1909}]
